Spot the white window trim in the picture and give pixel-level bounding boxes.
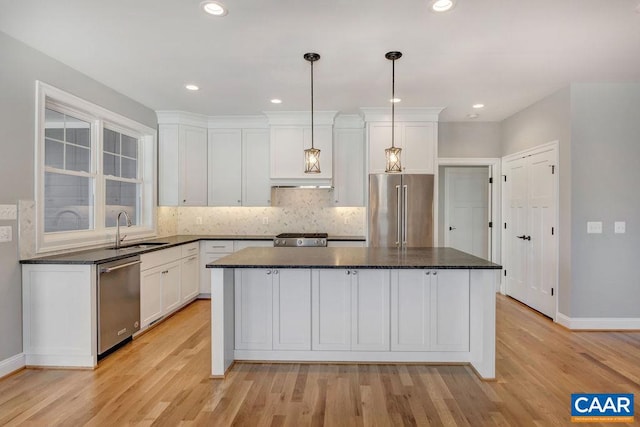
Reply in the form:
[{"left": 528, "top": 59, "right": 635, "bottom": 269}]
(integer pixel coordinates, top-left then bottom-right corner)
[{"left": 35, "top": 81, "right": 157, "bottom": 254}]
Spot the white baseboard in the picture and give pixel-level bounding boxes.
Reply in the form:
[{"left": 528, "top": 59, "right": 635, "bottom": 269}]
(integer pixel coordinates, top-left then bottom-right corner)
[
  {"left": 557, "top": 313, "right": 640, "bottom": 330},
  {"left": 0, "top": 353, "right": 25, "bottom": 378}
]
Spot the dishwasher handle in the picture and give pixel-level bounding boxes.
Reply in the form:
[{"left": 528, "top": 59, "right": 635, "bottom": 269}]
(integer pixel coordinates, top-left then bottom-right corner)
[{"left": 100, "top": 260, "right": 141, "bottom": 274}]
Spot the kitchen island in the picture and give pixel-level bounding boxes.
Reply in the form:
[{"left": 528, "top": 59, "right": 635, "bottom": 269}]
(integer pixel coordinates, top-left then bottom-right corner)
[{"left": 207, "top": 247, "right": 501, "bottom": 379}]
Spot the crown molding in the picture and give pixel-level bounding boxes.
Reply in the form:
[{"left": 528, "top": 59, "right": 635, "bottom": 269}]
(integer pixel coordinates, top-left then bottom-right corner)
[
  {"left": 334, "top": 114, "right": 365, "bottom": 129},
  {"left": 155, "top": 110, "right": 209, "bottom": 127},
  {"left": 359, "top": 107, "right": 444, "bottom": 123},
  {"left": 263, "top": 111, "right": 338, "bottom": 126},
  {"left": 207, "top": 115, "right": 268, "bottom": 129}
]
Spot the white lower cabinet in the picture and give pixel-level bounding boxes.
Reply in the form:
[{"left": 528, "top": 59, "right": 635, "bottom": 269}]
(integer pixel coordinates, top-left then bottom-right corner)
[
  {"left": 180, "top": 254, "right": 200, "bottom": 303},
  {"left": 140, "top": 266, "right": 164, "bottom": 328},
  {"left": 235, "top": 268, "right": 312, "bottom": 351},
  {"left": 312, "top": 269, "right": 390, "bottom": 351},
  {"left": 391, "top": 269, "right": 469, "bottom": 352},
  {"left": 160, "top": 262, "right": 181, "bottom": 314}
]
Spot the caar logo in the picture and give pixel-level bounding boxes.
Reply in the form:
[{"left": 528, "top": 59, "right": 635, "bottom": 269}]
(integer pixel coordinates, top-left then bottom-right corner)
[{"left": 571, "top": 393, "right": 634, "bottom": 423}]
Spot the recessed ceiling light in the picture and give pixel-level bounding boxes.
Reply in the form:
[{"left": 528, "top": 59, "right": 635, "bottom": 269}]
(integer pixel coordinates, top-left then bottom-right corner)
[
  {"left": 472, "top": 103, "right": 485, "bottom": 109},
  {"left": 201, "top": 1, "right": 228, "bottom": 16},
  {"left": 431, "top": 0, "right": 454, "bottom": 12},
  {"left": 390, "top": 98, "right": 402, "bottom": 103},
  {"left": 467, "top": 113, "right": 479, "bottom": 119},
  {"left": 185, "top": 84, "right": 199, "bottom": 91},
  {"left": 271, "top": 99, "right": 282, "bottom": 104}
]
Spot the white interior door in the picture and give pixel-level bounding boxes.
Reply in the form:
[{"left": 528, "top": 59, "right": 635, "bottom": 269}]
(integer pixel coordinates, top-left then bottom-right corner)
[
  {"left": 504, "top": 157, "right": 528, "bottom": 303},
  {"left": 444, "top": 167, "right": 489, "bottom": 259},
  {"left": 504, "top": 148, "right": 557, "bottom": 319},
  {"left": 527, "top": 150, "right": 557, "bottom": 318}
]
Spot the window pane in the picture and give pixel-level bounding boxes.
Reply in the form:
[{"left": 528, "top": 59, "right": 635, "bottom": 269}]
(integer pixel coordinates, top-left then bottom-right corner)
[
  {"left": 121, "top": 135, "right": 138, "bottom": 159},
  {"left": 67, "top": 127, "right": 91, "bottom": 148},
  {"left": 65, "top": 144, "right": 91, "bottom": 172},
  {"left": 45, "top": 139, "right": 64, "bottom": 169},
  {"left": 103, "top": 128, "right": 119, "bottom": 154},
  {"left": 121, "top": 157, "right": 137, "bottom": 179},
  {"left": 105, "top": 180, "right": 139, "bottom": 227},
  {"left": 103, "top": 153, "right": 120, "bottom": 177},
  {"left": 44, "top": 109, "right": 64, "bottom": 140},
  {"left": 44, "top": 172, "right": 92, "bottom": 232}
]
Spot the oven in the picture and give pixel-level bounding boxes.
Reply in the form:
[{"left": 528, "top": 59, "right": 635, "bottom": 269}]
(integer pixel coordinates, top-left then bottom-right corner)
[{"left": 274, "top": 233, "right": 328, "bottom": 247}]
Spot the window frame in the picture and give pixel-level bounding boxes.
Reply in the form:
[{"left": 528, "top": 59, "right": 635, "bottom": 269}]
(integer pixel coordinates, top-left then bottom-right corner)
[{"left": 35, "top": 81, "right": 157, "bottom": 253}]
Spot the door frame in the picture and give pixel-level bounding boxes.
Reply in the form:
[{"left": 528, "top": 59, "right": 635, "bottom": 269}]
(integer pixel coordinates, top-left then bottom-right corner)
[
  {"left": 501, "top": 141, "right": 559, "bottom": 318},
  {"left": 436, "top": 158, "right": 501, "bottom": 267}
]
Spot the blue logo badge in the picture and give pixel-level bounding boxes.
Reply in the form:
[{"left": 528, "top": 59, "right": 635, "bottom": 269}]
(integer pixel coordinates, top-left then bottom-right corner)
[{"left": 571, "top": 394, "right": 634, "bottom": 423}]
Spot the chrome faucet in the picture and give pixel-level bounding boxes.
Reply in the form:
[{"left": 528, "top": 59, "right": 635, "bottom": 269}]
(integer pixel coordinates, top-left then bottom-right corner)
[{"left": 115, "top": 211, "right": 132, "bottom": 249}]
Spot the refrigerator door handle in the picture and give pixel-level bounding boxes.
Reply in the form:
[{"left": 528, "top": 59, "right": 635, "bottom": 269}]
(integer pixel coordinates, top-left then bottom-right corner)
[
  {"left": 396, "top": 185, "right": 401, "bottom": 246},
  {"left": 403, "top": 184, "right": 408, "bottom": 246}
]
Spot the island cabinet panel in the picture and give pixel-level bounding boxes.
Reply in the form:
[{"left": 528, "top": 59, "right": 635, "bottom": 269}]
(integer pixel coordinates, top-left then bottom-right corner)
[
  {"left": 312, "top": 269, "right": 352, "bottom": 351},
  {"left": 235, "top": 269, "right": 273, "bottom": 350},
  {"left": 272, "top": 269, "right": 312, "bottom": 350},
  {"left": 391, "top": 269, "right": 470, "bottom": 352},
  {"left": 351, "top": 269, "right": 390, "bottom": 351},
  {"left": 312, "top": 269, "right": 390, "bottom": 351}
]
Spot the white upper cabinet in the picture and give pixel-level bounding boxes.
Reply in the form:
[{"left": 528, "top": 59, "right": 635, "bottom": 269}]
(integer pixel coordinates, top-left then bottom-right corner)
[
  {"left": 333, "top": 116, "right": 365, "bottom": 206},
  {"left": 265, "top": 111, "right": 337, "bottom": 184},
  {"left": 361, "top": 108, "right": 442, "bottom": 175},
  {"left": 158, "top": 113, "right": 208, "bottom": 206},
  {"left": 208, "top": 127, "right": 270, "bottom": 207}
]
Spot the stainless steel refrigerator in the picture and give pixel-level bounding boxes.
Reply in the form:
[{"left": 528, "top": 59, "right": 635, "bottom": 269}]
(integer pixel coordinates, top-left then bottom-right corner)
[{"left": 368, "top": 174, "right": 434, "bottom": 247}]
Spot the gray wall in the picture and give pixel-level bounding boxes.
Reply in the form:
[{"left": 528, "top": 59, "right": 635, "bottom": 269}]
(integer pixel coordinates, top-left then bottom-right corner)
[
  {"left": 0, "top": 31, "right": 156, "bottom": 362},
  {"left": 438, "top": 122, "right": 502, "bottom": 158},
  {"left": 500, "top": 87, "right": 572, "bottom": 315},
  {"left": 570, "top": 83, "right": 640, "bottom": 317}
]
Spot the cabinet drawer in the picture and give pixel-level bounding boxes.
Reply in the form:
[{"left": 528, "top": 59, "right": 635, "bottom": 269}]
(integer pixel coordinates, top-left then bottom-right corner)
[
  {"left": 181, "top": 242, "right": 199, "bottom": 258},
  {"left": 234, "top": 240, "right": 273, "bottom": 251},
  {"left": 201, "top": 240, "right": 234, "bottom": 253},
  {"left": 140, "top": 247, "right": 181, "bottom": 271}
]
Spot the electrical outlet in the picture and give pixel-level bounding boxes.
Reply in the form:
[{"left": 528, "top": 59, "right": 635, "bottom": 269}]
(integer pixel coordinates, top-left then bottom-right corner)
[
  {"left": 344, "top": 217, "right": 350, "bottom": 225},
  {"left": 0, "top": 205, "right": 17, "bottom": 220},
  {"left": 587, "top": 221, "right": 602, "bottom": 234},
  {"left": 614, "top": 221, "right": 626, "bottom": 234},
  {"left": 0, "top": 226, "right": 12, "bottom": 242},
  {"left": 196, "top": 217, "right": 203, "bottom": 225},
  {"left": 262, "top": 217, "right": 269, "bottom": 225}
]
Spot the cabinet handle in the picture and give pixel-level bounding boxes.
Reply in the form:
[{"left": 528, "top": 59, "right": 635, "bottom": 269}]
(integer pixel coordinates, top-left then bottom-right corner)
[
  {"left": 426, "top": 271, "right": 431, "bottom": 275},
  {"left": 346, "top": 270, "right": 351, "bottom": 275},
  {"left": 188, "top": 247, "right": 197, "bottom": 252},
  {"left": 183, "top": 199, "right": 186, "bottom": 203},
  {"left": 188, "top": 256, "right": 198, "bottom": 261},
  {"left": 352, "top": 270, "right": 358, "bottom": 275},
  {"left": 433, "top": 271, "right": 438, "bottom": 276},
  {"left": 266, "top": 270, "right": 272, "bottom": 275},
  {"left": 273, "top": 270, "right": 279, "bottom": 275}
]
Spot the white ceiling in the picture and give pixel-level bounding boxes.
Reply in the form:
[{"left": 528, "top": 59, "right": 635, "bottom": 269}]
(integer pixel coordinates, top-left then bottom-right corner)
[{"left": 1, "top": 0, "right": 639, "bottom": 122}]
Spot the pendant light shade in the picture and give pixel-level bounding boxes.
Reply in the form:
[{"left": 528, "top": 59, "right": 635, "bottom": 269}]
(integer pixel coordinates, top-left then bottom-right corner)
[
  {"left": 385, "top": 51, "right": 403, "bottom": 173},
  {"left": 304, "top": 52, "right": 321, "bottom": 174}
]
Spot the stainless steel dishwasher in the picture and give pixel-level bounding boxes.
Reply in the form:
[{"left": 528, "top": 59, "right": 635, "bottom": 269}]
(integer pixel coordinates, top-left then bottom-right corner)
[{"left": 97, "top": 256, "right": 141, "bottom": 356}]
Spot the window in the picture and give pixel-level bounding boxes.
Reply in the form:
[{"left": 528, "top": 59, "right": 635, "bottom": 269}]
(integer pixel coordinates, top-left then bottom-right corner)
[{"left": 36, "top": 82, "right": 156, "bottom": 252}]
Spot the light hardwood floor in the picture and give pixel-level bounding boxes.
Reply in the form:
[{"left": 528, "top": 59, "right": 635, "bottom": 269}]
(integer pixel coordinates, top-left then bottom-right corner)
[{"left": 1, "top": 295, "right": 638, "bottom": 426}]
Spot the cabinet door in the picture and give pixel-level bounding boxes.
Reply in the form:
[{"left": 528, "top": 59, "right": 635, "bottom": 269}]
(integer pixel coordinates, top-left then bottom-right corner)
[
  {"left": 235, "top": 269, "right": 273, "bottom": 350},
  {"left": 333, "top": 128, "right": 365, "bottom": 206},
  {"left": 181, "top": 254, "right": 200, "bottom": 303},
  {"left": 273, "top": 269, "right": 311, "bottom": 350},
  {"left": 312, "top": 269, "right": 351, "bottom": 350},
  {"left": 351, "top": 269, "right": 390, "bottom": 351},
  {"left": 242, "top": 129, "right": 271, "bottom": 206},
  {"left": 208, "top": 129, "right": 242, "bottom": 206},
  {"left": 391, "top": 269, "right": 431, "bottom": 351},
  {"left": 179, "top": 125, "right": 208, "bottom": 206},
  {"left": 158, "top": 124, "right": 180, "bottom": 206},
  {"left": 141, "top": 267, "right": 163, "bottom": 327},
  {"left": 270, "top": 126, "right": 332, "bottom": 180},
  {"left": 367, "top": 123, "right": 393, "bottom": 174},
  {"left": 401, "top": 122, "right": 436, "bottom": 174},
  {"left": 161, "top": 262, "right": 182, "bottom": 314},
  {"left": 430, "top": 270, "right": 469, "bottom": 351}
]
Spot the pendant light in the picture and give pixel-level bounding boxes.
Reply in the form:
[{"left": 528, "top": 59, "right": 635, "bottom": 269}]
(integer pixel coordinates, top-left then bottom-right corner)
[
  {"left": 385, "top": 51, "right": 402, "bottom": 173},
  {"left": 304, "top": 52, "right": 321, "bottom": 174}
]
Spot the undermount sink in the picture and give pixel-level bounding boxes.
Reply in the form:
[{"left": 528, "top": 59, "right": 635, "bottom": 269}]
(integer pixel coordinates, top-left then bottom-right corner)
[{"left": 109, "top": 242, "right": 169, "bottom": 250}]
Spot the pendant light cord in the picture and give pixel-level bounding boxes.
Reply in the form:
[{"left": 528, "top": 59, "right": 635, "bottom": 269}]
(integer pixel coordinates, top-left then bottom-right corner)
[
  {"left": 391, "top": 58, "right": 395, "bottom": 148},
  {"left": 310, "top": 59, "right": 315, "bottom": 150}
]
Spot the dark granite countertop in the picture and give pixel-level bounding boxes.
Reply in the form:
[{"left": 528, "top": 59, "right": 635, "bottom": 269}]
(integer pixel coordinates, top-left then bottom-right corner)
[
  {"left": 207, "top": 247, "right": 502, "bottom": 270},
  {"left": 20, "top": 234, "right": 366, "bottom": 265}
]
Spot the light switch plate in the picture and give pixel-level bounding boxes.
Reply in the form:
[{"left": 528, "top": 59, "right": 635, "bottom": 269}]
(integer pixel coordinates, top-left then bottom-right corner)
[
  {"left": 0, "top": 226, "right": 12, "bottom": 242},
  {"left": 0, "top": 205, "right": 17, "bottom": 220},
  {"left": 587, "top": 221, "right": 603, "bottom": 234},
  {"left": 614, "top": 221, "right": 626, "bottom": 234}
]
